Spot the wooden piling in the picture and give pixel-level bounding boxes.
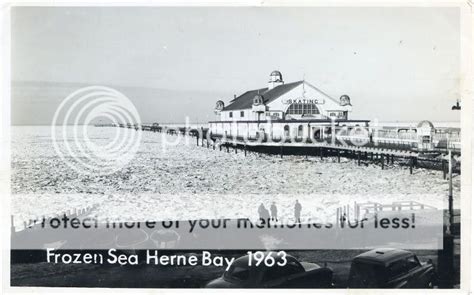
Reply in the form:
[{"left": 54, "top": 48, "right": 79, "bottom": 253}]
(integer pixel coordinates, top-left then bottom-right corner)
[
  {"left": 391, "top": 154, "right": 394, "bottom": 164},
  {"left": 337, "top": 150, "right": 341, "bottom": 163},
  {"left": 442, "top": 160, "right": 447, "bottom": 179},
  {"left": 280, "top": 146, "right": 283, "bottom": 159},
  {"left": 244, "top": 145, "right": 247, "bottom": 156},
  {"left": 409, "top": 157, "right": 413, "bottom": 174},
  {"left": 381, "top": 154, "right": 384, "bottom": 170},
  {"left": 357, "top": 151, "right": 361, "bottom": 166}
]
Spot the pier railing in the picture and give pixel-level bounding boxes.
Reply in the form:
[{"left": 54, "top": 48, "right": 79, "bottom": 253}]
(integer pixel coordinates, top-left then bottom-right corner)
[
  {"left": 108, "top": 123, "right": 460, "bottom": 177},
  {"left": 336, "top": 201, "right": 438, "bottom": 225}
]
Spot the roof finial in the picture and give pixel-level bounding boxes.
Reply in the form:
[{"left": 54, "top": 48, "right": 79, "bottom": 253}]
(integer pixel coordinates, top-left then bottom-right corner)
[{"left": 302, "top": 73, "right": 306, "bottom": 96}]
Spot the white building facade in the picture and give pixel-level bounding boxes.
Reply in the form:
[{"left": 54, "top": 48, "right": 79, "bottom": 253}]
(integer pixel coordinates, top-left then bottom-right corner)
[{"left": 210, "top": 71, "right": 369, "bottom": 142}]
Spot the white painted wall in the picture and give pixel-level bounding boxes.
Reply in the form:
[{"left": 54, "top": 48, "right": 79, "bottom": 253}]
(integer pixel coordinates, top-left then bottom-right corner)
[
  {"left": 215, "top": 81, "right": 352, "bottom": 122},
  {"left": 211, "top": 81, "right": 355, "bottom": 139},
  {"left": 266, "top": 82, "right": 351, "bottom": 120}
]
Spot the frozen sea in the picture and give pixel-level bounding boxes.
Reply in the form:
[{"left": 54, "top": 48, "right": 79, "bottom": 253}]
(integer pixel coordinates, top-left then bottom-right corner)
[{"left": 11, "top": 126, "right": 460, "bottom": 225}]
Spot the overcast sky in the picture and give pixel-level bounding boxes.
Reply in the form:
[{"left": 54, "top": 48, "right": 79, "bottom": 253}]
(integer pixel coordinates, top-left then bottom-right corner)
[{"left": 11, "top": 7, "right": 460, "bottom": 124}]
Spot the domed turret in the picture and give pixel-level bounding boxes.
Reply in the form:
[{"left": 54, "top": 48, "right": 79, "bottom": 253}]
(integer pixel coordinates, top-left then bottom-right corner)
[
  {"left": 339, "top": 95, "right": 351, "bottom": 106},
  {"left": 416, "top": 120, "right": 434, "bottom": 129},
  {"left": 253, "top": 94, "right": 264, "bottom": 106},
  {"left": 270, "top": 71, "right": 282, "bottom": 81},
  {"left": 215, "top": 100, "right": 225, "bottom": 111},
  {"left": 268, "top": 70, "right": 284, "bottom": 90},
  {"left": 252, "top": 94, "right": 266, "bottom": 114},
  {"left": 214, "top": 100, "right": 225, "bottom": 115}
]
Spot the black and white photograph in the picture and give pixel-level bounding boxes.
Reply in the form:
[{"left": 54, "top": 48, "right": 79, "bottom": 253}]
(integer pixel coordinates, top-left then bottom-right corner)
[{"left": 2, "top": 1, "right": 472, "bottom": 292}]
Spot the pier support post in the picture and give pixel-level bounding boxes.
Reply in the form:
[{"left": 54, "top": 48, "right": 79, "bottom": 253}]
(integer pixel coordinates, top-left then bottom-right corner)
[
  {"left": 370, "top": 153, "right": 374, "bottom": 160},
  {"left": 391, "top": 154, "right": 394, "bottom": 165},
  {"left": 320, "top": 148, "right": 324, "bottom": 160},
  {"left": 442, "top": 160, "right": 447, "bottom": 179},
  {"left": 337, "top": 150, "right": 340, "bottom": 163},
  {"left": 196, "top": 136, "right": 199, "bottom": 146},
  {"left": 235, "top": 146, "right": 238, "bottom": 154},
  {"left": 409, "top": 157, "right": 413, "bottom": 174},
  {"left": 280, "top": 146, "right": 283, "bottom": 159},
  {"left": 244, "top": 145, "right": 247, "bottom": 156},
  {"left": 207, "top": 140, "right": 209, "bottom": 149},
  {"left": 357, "top": 151, "right": 361, "bottom": 166},
  {"left": 381, "top": 154, "right": 384, "bottom": 170}
]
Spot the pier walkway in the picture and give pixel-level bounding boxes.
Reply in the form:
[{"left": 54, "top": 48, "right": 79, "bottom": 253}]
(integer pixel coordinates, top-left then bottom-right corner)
[{"left": 115, "top": 123, "right": 460, "bottom": 177}]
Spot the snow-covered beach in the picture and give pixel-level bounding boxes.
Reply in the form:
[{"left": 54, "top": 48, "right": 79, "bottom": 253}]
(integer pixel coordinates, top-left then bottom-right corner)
[{"left": 11, "top": 126, "right": 460, "bottom": 225}]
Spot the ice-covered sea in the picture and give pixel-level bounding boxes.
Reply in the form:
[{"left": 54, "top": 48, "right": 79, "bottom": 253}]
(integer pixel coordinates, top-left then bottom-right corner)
[{"left": 11, "top": 126, "right": 460, "bottom": 225}]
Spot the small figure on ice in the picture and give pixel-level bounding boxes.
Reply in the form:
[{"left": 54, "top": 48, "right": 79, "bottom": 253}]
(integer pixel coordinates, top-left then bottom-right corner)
[
  {"left": 258, "top": 203, "right": 270, "bottom": 224},
  {"left": 294, "top": 200, "right": 302, "bottom": 223},
  {"left": 270, "top": 202, "right": 278, "bottom": 221}
]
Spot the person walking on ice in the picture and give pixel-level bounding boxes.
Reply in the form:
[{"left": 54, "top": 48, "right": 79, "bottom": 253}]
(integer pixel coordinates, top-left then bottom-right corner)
[
  {"left": 258, "top": 203, "right": 270, "bottom": 224},
  {"left": 294, "top": 200, "right": 302, "bottom": 223},
  {"left": 258, "top": 203, "right": 265, "bottom": 220},
  {"left": 270, "top": 202, "right": 278, "bottom": 221}
]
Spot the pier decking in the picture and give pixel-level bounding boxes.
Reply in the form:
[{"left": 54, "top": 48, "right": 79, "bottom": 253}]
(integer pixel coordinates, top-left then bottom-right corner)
[{"left": 114, "top": 123, "right": 460, "bottom": 177}]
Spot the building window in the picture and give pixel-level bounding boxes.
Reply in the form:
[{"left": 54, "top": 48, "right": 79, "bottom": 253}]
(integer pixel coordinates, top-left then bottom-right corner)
[
  {"left": 297, "top": 125, "right": 304, "bottom": 137},
  {"left": 284, "top": 125, "right": 290, "bottom": 137},
  {"left": 229, "top": 112, "right": 233, "bottom": 118},
  {"left": 286, "top": 103, "right": 320, "bottom": 115},
  {"left": 330, "top": 112, "right": 336, "bottom": 117},
  {"left": 240, "top": 111, "right": 244, "bottom": 117}
]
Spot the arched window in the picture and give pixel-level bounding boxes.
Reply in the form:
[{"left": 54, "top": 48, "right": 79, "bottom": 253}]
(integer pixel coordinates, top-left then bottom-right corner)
[
  {"left": 284, "top": 125, "right": 290, "bottom": 137},
  {"left": 286, "top": 103, "right": 320, "bottom": 115},
  {"left": 297, "top": 125, "right": 303, "bottom": 137}
]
